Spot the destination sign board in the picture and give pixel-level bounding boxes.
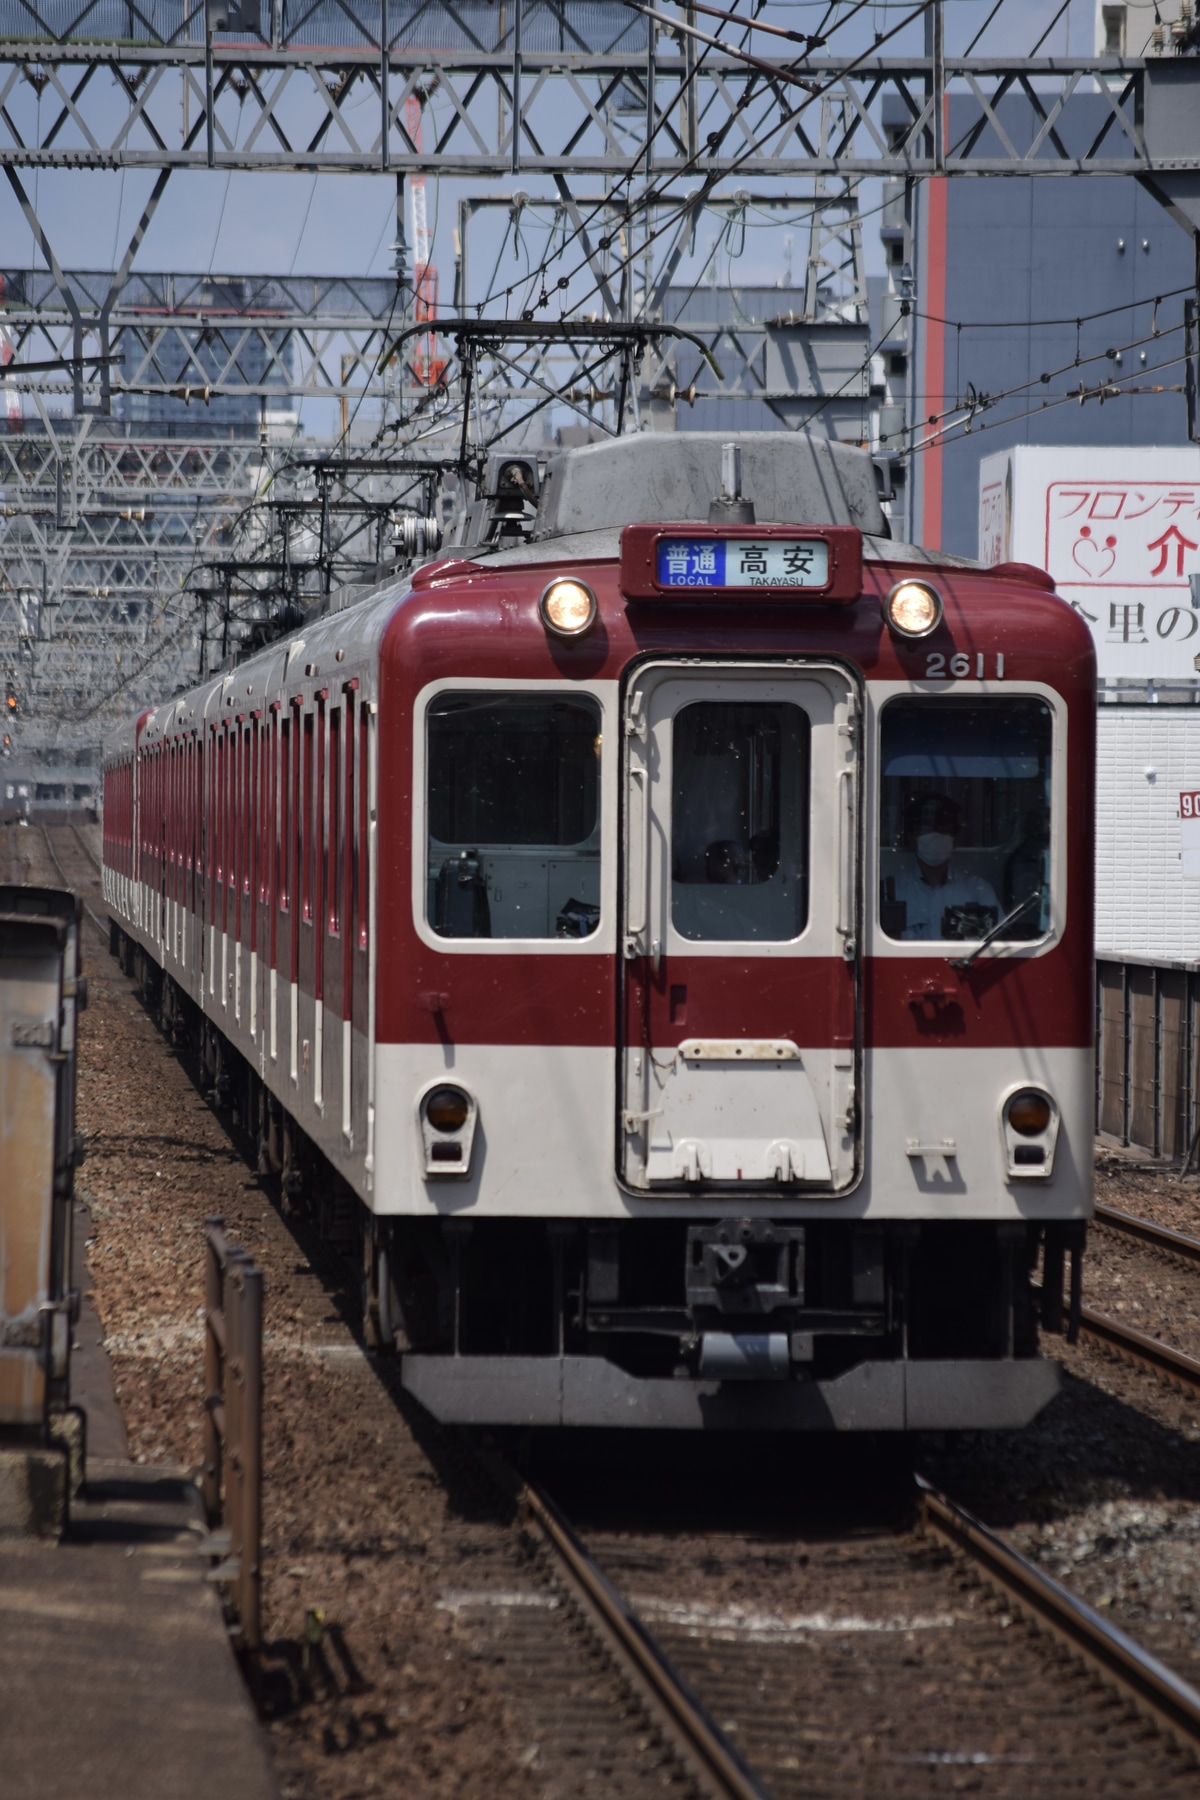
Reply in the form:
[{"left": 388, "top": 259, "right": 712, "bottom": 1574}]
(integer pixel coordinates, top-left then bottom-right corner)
[{"left": 655, "top": 536, "right": 830, "bottom": 590}]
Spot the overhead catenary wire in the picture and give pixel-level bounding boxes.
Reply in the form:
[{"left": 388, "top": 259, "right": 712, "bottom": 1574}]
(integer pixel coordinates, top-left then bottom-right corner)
[
  {"left": 1028, "top": 0, "right": 1073, "bottom": 55},
  {"left": 465, "top": 0, "right": 893, "bottom": 323},
  {"left": 482, "top": 0, "right": 1168, "bottom": 435},
  {"left": 364, "top": 0, "right": 929, "bottom": 458},
  {"left": 679, "top": 0, "right": 830, "bottom": 51},
  {"left": 896, "top": 325, "right": 1196, "bottom": 460},
  {"left": 904, "top": 346, "right": 1196, "bottom": 459},
  {"left": 718, "top": 274, "right": 1200, "bottom": 462},
  {"left": 916, "top": 284, "right": 1194, "bottom": 334},
  {"left": 287, "top": 175, "right": 320, "bottom": 279},
  {"left": 547, "top": 0, "right": 930, "bottom": 320},
  {"left": 888, "top": 307, "right": 1193, "bottom": 441},
  {"left": 111, "top": 0, "right": 1114, "bottom": 672},
  {"left": 963, "top": 0, "right": 1006, "bottom": 56},
  {"left": 475, "top": 0, "right": 929, "bottom": 331}
]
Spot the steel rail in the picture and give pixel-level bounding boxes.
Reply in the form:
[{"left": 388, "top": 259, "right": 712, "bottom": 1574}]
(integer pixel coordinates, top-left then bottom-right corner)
[
  {"left": 3, "top": 821, "right": 22, "bottom": 884},
  {"left": 40, "top": 824, "right": 108, "bottom": 939},
  {"left": 918, "top": 1474, "right": 1200, "bottom": 1758},
  {"left": 516, "top": 1475, "right": 776, "bottom": 1800},
  {"left": 69, "top": 823, "right": 102, "bottom": 874},
  {"left": 1094, "top": 1202, "right": 1200, "bottom": 1265},
  {"left": 1076, "top": 1300, "right": 1200, "bottom": 1390}
]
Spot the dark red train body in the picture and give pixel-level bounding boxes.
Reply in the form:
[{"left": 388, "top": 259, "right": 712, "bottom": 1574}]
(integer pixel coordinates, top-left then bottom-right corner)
[{"left": 104, "top": 432, "right": 1094, "bottom": 1430}]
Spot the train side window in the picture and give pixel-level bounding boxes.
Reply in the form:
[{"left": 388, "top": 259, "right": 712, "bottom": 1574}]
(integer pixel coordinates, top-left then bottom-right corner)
[
  {"left": 329, "top": 706, "right": 341, "bottom": 935},
  {"left": 358, "top": 708, "right": 369, "bottom": 951},
  {"left": 244, "top": 725, "right": 253, "bottom": 898},
  {"left": 229, "top": 726, "right": 238, "bottom": 894},
  {"left": 671, "top": 702, "right": 809, "bottom": 943},
  {"left": 232, "top": 727, "right": 240, "bottom": 905},
  {"left": 207, "top": 734, "right": 215, "bottom": 910},
  {"left": 291, "top": 709, "right": 303, "bottom": 984},
  {"left": 343, "top": 693, "right": 355, "bottom": 1015},
  {"left": 210, "top": 731, "right": 220, "bottom": 890},
  {"left": 278, "top": 716, "right": 290, "bottom": 910},
  {"left": 426, "top": 692, "right": 602, "bottom": 940},
  {"left": 878, "top": 697, "right": 1053, "bottom": 944},
  {"left": 303, "top": 712, "right": 315, "bottom": 923},
  {"left": 258, "top": 718, "right": 270, "bottom": 904}
]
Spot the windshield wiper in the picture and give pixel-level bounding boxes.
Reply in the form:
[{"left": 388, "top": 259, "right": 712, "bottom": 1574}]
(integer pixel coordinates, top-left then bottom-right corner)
[{"left": 948, "top": 887, "right": 1043, "bottom": 973}]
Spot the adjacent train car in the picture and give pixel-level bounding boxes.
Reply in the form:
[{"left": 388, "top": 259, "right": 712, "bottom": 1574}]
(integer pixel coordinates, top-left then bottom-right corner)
[{"left": 103, "top": 432, "right": 1094, "bottom": 1430}]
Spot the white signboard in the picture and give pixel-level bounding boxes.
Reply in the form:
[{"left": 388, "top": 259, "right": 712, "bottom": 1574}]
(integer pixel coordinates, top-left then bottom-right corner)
[{"left": 978, "top": 447, "right": 1200, "bottom": 680}]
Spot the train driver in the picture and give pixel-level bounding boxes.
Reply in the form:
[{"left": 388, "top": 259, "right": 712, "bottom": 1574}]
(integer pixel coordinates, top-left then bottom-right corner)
[{"left": 886, "top": 793, "right": 1000, "bottom": 941}]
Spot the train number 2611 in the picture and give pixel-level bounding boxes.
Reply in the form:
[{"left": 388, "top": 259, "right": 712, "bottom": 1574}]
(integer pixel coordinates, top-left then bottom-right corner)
[{"left": 925, "top": 651, "right": 1005, "bottom": 680}]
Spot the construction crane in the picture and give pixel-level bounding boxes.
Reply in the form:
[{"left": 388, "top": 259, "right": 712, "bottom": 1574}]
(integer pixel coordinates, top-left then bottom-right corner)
[
  {"left": 404, "top": 95, "right": 446, "bottom": 388},
  {"left": 0, "top": 278, "right": 23, "bottom": 432}
]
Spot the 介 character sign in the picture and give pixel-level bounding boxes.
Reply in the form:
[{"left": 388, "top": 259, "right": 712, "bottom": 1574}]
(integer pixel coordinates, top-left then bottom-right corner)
[{"left": 1046, "top": 481, "right": 1200, "bottom": 662}]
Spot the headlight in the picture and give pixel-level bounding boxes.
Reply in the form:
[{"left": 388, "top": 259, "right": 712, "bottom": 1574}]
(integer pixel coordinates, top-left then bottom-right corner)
[
  {"left": 540, "top": 578, "right": 598, "bottom": 639},
  {"left": 884, "top": 579, "right": 942, "bottom": 640},
  {"left": 425, "top": 1085, "right": 470, "bottom": 1132},
  {"left": 1007, "top": 1091, "right": 1052, "bottom": 1137},
  {"left": 419, "top": 1083, "right": 478, "bottom": 1177},
  {"left": 1000, "top": 1086, "right": 1059, "bottom": 1180}
]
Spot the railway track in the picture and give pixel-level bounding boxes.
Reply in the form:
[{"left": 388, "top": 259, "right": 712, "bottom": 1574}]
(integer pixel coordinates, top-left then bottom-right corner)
[
  {"left": 516, "top": 1461, "right": 1200, "bottom": 1795},
  {"left": 917, "top": 1478, "right": 1200, "bottom": 1762},
  {"left": 1083, "top": 1203, "right": 1200, "bottom": 1389},
  {"left": 514, "top": 1474, "right": 771, "bottom": 1800},
  {"left": 507, "top": 1206, "right": 1200, "bottom": 1793},
  {"left": 38, "top": 822, "right": 109, "bottom": 940},
  {"left": 47, "top": 820, "right": 1200, "bottom": 1789},
  {"left": 1074, "top": 1297, "right": 1200, "bottom": 1392},
  {"left": 69, "top": 821, "right": 102, "bottom": 873},
  {"left": 3, "top": 818, "right": 30, "bottom": 884},
  {"left": 1095, "top": 1201, "right": 1200, "bottom": 1266}
]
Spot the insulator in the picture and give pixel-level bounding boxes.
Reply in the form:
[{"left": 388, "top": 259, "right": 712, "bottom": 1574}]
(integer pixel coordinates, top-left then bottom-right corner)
[{"left": 395, "top": 513, "right": 444, "bottom": 560}]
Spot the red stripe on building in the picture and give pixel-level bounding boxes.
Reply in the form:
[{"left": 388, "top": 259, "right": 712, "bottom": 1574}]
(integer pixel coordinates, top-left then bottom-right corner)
[{"left": 921, "top": 153, "right": 949, "bottom": 551}]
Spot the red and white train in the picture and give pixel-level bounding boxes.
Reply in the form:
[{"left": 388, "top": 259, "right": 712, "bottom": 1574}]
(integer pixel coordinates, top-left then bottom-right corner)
[{"left": 103, "top": 431, "right": 1093, "bottom": 1431}]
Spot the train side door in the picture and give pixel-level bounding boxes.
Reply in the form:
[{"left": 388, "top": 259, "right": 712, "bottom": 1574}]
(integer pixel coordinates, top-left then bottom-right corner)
[{"left": 620, "top": 661, "right": 861, "bottom": 1193}]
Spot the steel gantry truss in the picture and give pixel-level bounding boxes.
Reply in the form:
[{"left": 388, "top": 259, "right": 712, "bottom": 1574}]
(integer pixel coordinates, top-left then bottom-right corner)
[
  {"left": 2, "top": 0, "right": 1200, "bottom": 779},
  {"left": 0, "top": 269, "right": 406, "bottom": 411},
  {"left": 0, "top": 191, "right": 865, "bottom": 418},
  {"left": 0, "top": 427, "right": 271, "bottom": 732},
  {"left": 0, "top": 31, "right": 1189, "bottom": 178},
  {"left": 0, "top": 254, "right": 869, "bottom": 764},
  {"left": 0, "top": 422, "right": 452, "bottom": 747}
]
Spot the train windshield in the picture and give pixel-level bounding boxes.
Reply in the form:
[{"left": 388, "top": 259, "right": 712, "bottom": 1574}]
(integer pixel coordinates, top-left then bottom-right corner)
[
  {"left": 879, "top": 697, "right": 1053, "bottom": 944},
  {"left": 427, "top": 692, "right": 601, "bottom": 939},
  {"left": 671, "top": 701, "right": 809, "bottom": 942}
]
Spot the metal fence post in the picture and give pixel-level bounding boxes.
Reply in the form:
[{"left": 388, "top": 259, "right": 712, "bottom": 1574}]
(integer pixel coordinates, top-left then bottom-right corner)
[
  {"left": 1186, "top": 975, "right": 1193, "bottom": 1161},
  {"left": 1154, "top": 965, "right": 1162, "bottom": 1159},
  {"left": 240, "top": 1264, "right": 263, "bottom": 1654},
  {"left": 201, "top": 1219, "right": 263, "bottom": 1655},
  {"left": 1123, "top": 962, "right": 1132, "bottom": 1146},
  {"left": 202, "top": 1214, "right": 225, "bottom": 1522}
]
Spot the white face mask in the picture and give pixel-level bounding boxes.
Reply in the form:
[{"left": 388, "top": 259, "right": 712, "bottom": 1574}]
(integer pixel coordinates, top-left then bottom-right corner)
[{"left": 917, "top": 830, "right": 954, "bottom": 867}]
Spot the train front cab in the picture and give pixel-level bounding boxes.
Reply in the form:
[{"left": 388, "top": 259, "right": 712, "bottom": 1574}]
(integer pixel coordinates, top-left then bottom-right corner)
[{"left": 389, "top": 544, "right": 1093, "bottom": 1433}]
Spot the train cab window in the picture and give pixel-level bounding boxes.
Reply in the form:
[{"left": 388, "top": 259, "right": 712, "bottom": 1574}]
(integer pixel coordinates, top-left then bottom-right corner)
[
  {"left": 427, "top": 692, "right": 601, "bottom": 939},
  {"left": 879, "top": 697, "right": 1053, "bottom": 943},
  {"left": 670, "top": 702, "right": 809, "bottom": 943}
]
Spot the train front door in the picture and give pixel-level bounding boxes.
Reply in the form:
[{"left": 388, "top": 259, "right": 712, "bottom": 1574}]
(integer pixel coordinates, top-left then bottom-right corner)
[{"left": 619, "top": 661, "right": 861, "bottom": 1193}]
